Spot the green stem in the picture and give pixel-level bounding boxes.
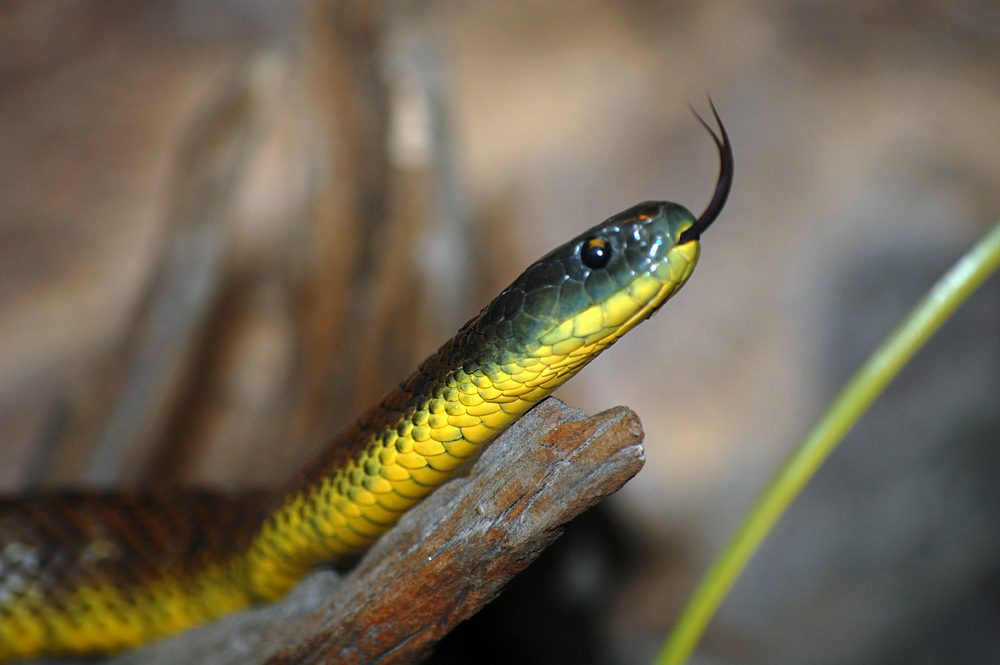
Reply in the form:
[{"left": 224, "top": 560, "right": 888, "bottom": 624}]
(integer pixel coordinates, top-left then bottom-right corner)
[{"left": 656, "top": 219, "right": 1000, "bottom": 665}]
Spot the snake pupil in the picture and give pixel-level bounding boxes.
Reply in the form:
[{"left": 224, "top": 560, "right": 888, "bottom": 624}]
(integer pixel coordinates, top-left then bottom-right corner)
[{"left": 581, "top": 237, "right": 611, "bottom": 269}]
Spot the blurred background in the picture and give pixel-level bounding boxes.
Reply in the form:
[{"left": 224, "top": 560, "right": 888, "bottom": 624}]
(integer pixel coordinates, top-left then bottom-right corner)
[{"left": 2, "top": 1, "right": 999, "bottom": 663}]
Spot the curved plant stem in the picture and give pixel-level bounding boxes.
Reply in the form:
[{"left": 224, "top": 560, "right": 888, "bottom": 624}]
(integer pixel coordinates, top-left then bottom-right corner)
[{"left": 656, "top": 219, "right": 1000, "bottom": 665}]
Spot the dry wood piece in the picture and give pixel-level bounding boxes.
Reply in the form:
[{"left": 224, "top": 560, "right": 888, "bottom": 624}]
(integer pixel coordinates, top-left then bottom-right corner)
[{"left": 104, "top": 398, "right": 644, "bottom": 665}]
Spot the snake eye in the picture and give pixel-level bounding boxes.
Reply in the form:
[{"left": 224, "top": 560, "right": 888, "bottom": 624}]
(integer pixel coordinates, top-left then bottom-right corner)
[{"left": 581, "top": 237, "right": 612, "bottom": 269}]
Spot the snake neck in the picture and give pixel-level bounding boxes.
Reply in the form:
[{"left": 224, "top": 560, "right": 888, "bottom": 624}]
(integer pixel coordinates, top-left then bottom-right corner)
[{"left": 238, "top": 316, "right": 601, "bottom": 599}]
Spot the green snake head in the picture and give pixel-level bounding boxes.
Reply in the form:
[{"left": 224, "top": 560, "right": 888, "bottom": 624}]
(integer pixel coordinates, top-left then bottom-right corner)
[
  {"left": 470, "top": 102, "right": 733, "bottom": 370},
  {"left": 473, "top": 202, "right": 704, "bottom": 366}
]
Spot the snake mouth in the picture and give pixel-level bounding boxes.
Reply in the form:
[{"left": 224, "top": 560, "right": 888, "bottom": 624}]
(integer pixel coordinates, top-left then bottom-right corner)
[
  {"left": 611, "top": 243, "right": 701, "bottom": 341},
  {"left": 604, "top": 283, "right": 676, "bottom": 347},
  {"left": 632, "top": 282, "right": 678, "bottom": 329}
]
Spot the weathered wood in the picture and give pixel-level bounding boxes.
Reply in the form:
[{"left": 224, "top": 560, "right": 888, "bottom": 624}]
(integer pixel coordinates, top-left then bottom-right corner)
[{"left": 99, "top": 398, "right": 644, "bottom": 665}]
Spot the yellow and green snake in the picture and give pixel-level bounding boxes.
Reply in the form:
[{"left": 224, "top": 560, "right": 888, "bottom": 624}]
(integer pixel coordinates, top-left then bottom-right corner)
[{"left": 0, "top": 107, "right": 732, "bottom": 661}]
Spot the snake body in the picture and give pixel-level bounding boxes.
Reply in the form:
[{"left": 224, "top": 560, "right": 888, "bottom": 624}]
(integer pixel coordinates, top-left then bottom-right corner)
[{"left": 0, "top": 110, "right": 732, "bottom": 661}]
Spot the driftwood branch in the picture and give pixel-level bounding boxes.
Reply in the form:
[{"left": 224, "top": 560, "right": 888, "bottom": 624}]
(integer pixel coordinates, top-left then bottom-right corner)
[{"left": 104, "top": 398, "right": 644, "bottom": 665}]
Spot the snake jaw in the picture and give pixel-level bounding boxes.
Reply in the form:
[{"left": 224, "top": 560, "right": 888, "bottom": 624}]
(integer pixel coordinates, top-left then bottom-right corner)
[{"left": 626, "top": 242, "right": 702, "bottom": 332}]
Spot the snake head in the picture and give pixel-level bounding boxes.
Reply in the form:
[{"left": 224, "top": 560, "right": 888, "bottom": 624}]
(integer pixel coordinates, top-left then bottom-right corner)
[
  {"left": 470, "top": 201, "right": 702, "bottom": 370},
  {"left": 473, "top": 105, "right": 732, "bottom": 367}
]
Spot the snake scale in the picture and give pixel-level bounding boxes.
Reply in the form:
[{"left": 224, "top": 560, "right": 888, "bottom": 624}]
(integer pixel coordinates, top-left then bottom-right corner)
[{"left": 0, "top": 107, "right": 732, "bottom": 661}]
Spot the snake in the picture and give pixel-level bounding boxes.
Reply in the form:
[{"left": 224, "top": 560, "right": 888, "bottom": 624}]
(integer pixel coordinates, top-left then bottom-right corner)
[{"left": 0, "top": 106, "right": 732, "bottom": 661}]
